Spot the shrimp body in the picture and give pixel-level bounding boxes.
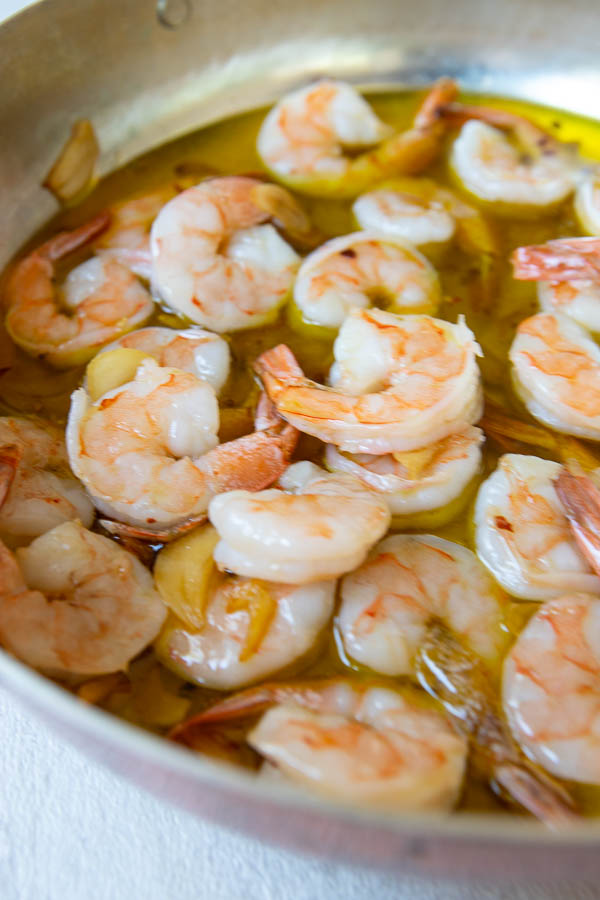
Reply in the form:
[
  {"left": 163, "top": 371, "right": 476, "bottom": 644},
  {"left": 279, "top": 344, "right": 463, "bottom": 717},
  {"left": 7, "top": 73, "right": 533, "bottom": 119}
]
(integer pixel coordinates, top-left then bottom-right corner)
[
  {"left": 209, "top": 461, "right": 391, "bottom": 584},
  {"left": 256, "top": 78, "right": 457, "bottom": 198},
  {"left": 338, "top": 534, "right": 507, "bottom": 677},
  {"left": 0, "top": 521, "right": 166, "bottom": 677},
  {"left": 292, "top": 231, "right": 440, "bottom": 329},
  {"left": 353, "top": 187, "right": 454, "bottom": 247},
  {"left": 189, "top": 680, "right": 467, "bottom": 812},
  {"left": 67, "top": 358, "right": 296, "bottom": 531},
  {"left": 256, "top": 308, "right": 483, "bottom": 454},
  {"left": 0, "top": 417, "right": 94, "bottom": 546},
  {"left": 325, "top": 426, "right": 483, "bottom": 519},
  {"left": 451, "top": 121, "right": 574, "bottom": 209},
  {"left": 503, "top": 593, "right": 600, "bottom": 783},
  {"left": 97, "top": 326, "right": 230, "bottom": 394},
  {"left": 575, "top": 171, "right": 600, "bottom": 236},
  {"left": 474, "top": 454, "right": 600, "bottom": 601},
  {"left": 149, "top": 177, "right": 300, "bottom": 332},
  {"left": 156, "top": 577, "right": 335, "bottom": 690},
  {"left": 5, "top": 216, "right": 155, "bottom": 368},
  {"left": 510, "top": 313, "right": 600, "bottom": 439}
]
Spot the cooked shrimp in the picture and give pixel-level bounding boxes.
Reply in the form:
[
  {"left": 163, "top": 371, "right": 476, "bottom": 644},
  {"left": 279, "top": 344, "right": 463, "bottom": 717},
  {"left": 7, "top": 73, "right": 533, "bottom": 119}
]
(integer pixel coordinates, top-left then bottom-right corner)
[
  {"left": 0, "top": 417, "right": 94, "bottom": 546},
  {"left": 474, "top": 454, "right": 600, "bottom": 601},
  {"left": 257, "top": 78, "right": 457, "bottom": 198},
  {"left": 292, "top": 231, "right": 441, "bottom": 329},
  {"left": 338, "top": 534, "right": 507, "bottom": 677},
  {"left": 510, "top": 312, "right": 600, "bottom": 438},
  {"left": 512, "top": 235, "right": 600, "bottom": 334},
  {"left": 94, "top": 186, "right": 180, "bottom": 278},
  {"left": 4, "top": 214, "right": 155, "bottom": 368},
  {"left": 149, "top": 176, "right": 301, "bottom": 332},
  {"left": 352, "top": 177, "right": 498, "bottom": 255},
  {"left": 66, "top": 358, "right": 297, "bottom": 531},
  {"left": 451, "top": 120, "right": 574, "bottom": 209},
  {"left": 555, "top": 467, "right": 600, "bottom": 576},
  {"left": 208, "top": 461, "right": 391, "bottom": 583},
  {"left": 418, "top": 619, "right": 578, "bottom": 824},
  {"left": 503, "top": 592, "right": 600, "bottom": 784},
  {"left": 255, "top": 308, "right": 483, "bottom": 454},
  {"left": 325, "top": 426, "right": 483, "bottom": 520},
  {"left": 95, "top": 326, "right": 230, "bottom": 394},
  {"left": 0, "top": 520, "right": 166, "bottom": 677},
  {"left": 155, "top": 524, "right": 335, "bottom": 689},
  {"left": 173, "top": 679, "right": 466, "bottom": 811},
  {"left": 575, "top": 170, "right": 600, "bottom": 237}
]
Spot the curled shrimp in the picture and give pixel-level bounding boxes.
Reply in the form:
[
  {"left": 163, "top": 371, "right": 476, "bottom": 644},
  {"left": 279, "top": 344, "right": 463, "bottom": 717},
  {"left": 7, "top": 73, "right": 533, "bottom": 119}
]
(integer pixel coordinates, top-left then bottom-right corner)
[
  {"left": 256, "top": 78, "right": 457, "bottom": 198},
  {"left": 503, "top": 592, "right": 600, "bottom": 784},
  {"left": 255, "top": 307, "right": 483, "bottom": 454},
  {"left": 510, "top": 312, "right": 600, "bottom": 438},
  {"left": 474, "top": 454, "right": 600, "bottom": 601},
  {"left": 154, "top": 523, "right": 336, "bottom": 690},
  {"left": 0, "top": 417, "right": 94, "bottom": 547},
  {"left": 352, "top": 176, "right": 498, "bottom": 257},
  {"left": 338, "top": 534, "right": 507, "bottom": 677},
  {"left": 575, "top": 170, "right": 600, "bottom": 237},
  {"left": 4, "top": 214, "right": 155, "bottom": 368},
  {"left": 325, "top": 426, "right": 484, "bottom": 523},
  {"left": 172, "top": 679, "right": 467, "bottom": 812},
  {"left": 149, "top": 176, "right": 301, "bottom": 332},
  {"left": 0, "top": 520, "right": 166, "bottom": 677},
  {"left": 449, "top": 110, "right": 575, "bottom": 210},
  {"left": 66, "top": 359, "right": 297, "bottom": 532},
  {"left": 94, "top": 326, "right": 230, "bottom": 395},
  {"left": 292, "top": 231, "right": 441, "bottom": 329},
  {"left": 208, "top": 461, "right": 391, "bottom": 584}
]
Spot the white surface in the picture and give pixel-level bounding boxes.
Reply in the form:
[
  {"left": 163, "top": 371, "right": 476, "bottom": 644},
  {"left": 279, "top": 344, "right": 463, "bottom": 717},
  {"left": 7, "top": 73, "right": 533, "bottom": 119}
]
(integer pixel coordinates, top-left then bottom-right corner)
[{"left": 1, "top": 2, "right": 599, "bottom": 898}]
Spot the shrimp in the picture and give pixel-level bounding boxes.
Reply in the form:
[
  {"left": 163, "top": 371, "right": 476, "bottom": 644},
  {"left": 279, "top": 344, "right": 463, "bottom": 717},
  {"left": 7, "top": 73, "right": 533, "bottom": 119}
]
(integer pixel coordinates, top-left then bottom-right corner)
[
  {"left": 338, "top": 534, "right": 507, "bottom": 677},
  {"left": 172, "top": 679, "right": 467, "bottom": 812},
  {"left": 0, "top": 417, "right": 94, "bottom": 547},
  {"left": 0, "top": 520, "right": 166, "bottom": 677},
  {"left": 256, "top": 78, "right": 458, "bottom": 198},
  {"left": 95, "top": 326, "right": 230, "bottom": 394},
  {"left": 451, "top": 120, "right": 575, "bottom": 210},
  {"left": 511, "top": 237, "right": 600, "bottom": 334},
  {"left": 503, "top": 592, "right": 600, "bottom": 784},
  {"left": 575, "top": 170, "right": 600, "bottom": 237},
  {"left": 208, "top": 461, "right": 391, "bottom": 584},
  {"left": 4, "top": 214, "right": 155, "bottom": 369},
  {"left": 474, "top": 454, "right": 600, "bottom": 601},
  {"left": 292, "top": 231, "right": 441, "bottom": 329},
  {"left": 149, "top": 176, "right": 301, "bottom": 332},
  {"left": 325, "top": 426, "right": 484, "bottom": 522},
  {"left": 66, "top": 358, "right": 298, "bottom": 532},
  {"left": 418, "top": 619, "right": 579, "bottom": 824},
  {"left": 94, "top": 186, "right": 180, "bottom": 278},
  {"left": 154, "top": 524, "right": 336, "bottom": 690},
  {"left": 509, "top": 312, "right": 600, "bottom": 438},
  {"left": 255, "top": 308, "right": 483, "bottom": 454},
  {"left": 352, "top": 177, "right": 498, "bottom": 256}
]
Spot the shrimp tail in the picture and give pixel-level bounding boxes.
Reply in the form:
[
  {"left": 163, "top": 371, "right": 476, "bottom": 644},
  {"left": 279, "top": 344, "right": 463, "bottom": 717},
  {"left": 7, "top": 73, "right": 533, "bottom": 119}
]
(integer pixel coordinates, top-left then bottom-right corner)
[
  {"left": 370, "top": 78, "right": 458, "bottom": 177},
  {"left": 495, "top": 764, "right": 579, "bottom": 828},
  {"left": 254, "top": 344, "right": 306, "bottom": 406},
  {"left": 416, "top": 619, "right": 581, "bottom": 825},
  {"left": 99, "top": 515, "right": 208, "bottom": 543},
  {"left": 199, "top": 420, "right": 298, "bottom": 495},
  {"left": 36, "top": 212, "right": 111, "bottom": 262},
  {"left": 554, "top": 468, "right": 600, "bottom": 576},
  {"left": 0, "top": 444, "right": 22, "bottom": 510},
  {"left": 512, "top": 238, "right": 600, "bottom": 282}
]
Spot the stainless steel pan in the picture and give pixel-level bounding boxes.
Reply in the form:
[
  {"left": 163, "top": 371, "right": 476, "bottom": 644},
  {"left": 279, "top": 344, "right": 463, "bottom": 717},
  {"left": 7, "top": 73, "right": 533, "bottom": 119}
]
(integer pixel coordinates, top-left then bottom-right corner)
[{"left": 1, "top": 0, "right": 600, "bottom": 878}]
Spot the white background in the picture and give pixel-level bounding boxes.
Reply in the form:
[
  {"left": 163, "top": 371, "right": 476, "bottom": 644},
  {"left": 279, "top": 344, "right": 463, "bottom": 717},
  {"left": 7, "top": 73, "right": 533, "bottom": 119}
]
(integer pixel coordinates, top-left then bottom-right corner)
[{"left": 1, "top": 2, "right": 599, "bottom": 897}]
